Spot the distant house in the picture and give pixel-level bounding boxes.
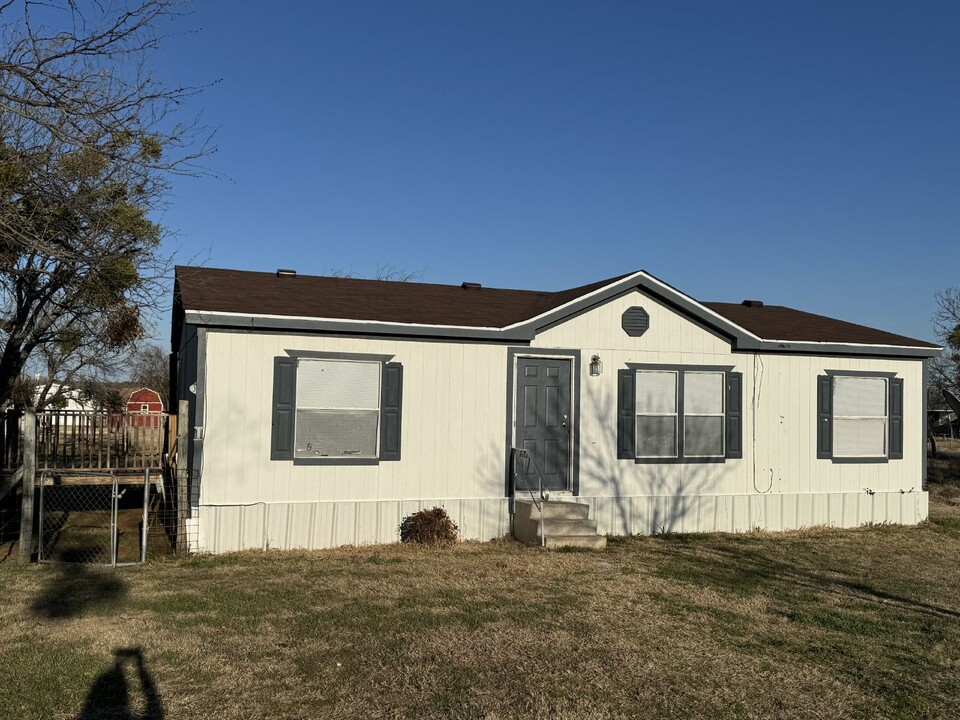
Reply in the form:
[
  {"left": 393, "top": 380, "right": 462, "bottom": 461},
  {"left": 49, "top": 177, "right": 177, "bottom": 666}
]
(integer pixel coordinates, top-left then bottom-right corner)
[
  {"left": 172, "top": 265, "right": 942, "bottom": 554},
  {"left": 32, "top": 380, "right": 96, "bottom": 415}
]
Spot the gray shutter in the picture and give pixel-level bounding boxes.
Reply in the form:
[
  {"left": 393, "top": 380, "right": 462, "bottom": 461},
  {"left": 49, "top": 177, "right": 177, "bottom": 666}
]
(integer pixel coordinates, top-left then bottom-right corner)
[
  {"left": 271, "top": 357, "right": 297, "bottom": 460},
  {"left": 380, "top": 362, "right": 403, "bottom": 461},
  {"left": 889, "top": 377, "right": 903, "bottom": 460},
  {"left": 617, "top": 369, "right": 636, "bottom": 459},
  {"left": 725, "top": 372, "right": 743, "bottom": 459},
  {"left": 816, "top": 375, "right": 832, "bottom": 459}
]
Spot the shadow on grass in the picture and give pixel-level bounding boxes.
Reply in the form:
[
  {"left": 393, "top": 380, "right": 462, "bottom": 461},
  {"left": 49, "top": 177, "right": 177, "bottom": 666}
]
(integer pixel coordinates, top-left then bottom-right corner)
[
  {"left": 76, "top": 647, "right": 163, "bottom": 720},
  {"left": 30, "top": 552, "right": 127, "bottom": 619},
  {"left": 656, "top": 540, "right": 960, "bottom": 620}
]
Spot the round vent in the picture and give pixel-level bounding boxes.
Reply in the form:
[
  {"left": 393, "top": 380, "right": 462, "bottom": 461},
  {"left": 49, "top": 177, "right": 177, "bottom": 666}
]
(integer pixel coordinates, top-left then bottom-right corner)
[{"left": 621, "top": 306, "right": 650, "bottom": 337}]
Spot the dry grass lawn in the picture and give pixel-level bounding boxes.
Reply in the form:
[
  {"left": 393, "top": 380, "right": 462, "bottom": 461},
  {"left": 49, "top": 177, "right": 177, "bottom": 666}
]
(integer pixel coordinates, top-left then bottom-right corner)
[{"left": 2, "top": 444, "right": 959, "bottom": 720}]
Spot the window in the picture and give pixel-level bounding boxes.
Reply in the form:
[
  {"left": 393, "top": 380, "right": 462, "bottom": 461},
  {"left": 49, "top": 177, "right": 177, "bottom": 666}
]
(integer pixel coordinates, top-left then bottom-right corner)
[
  {"left": 295, "top": 359, "right": 381, "bottom": 459},
  {"left": 833, "top": 376, "right": 886, "bottom": 458},
  {"left": 683, "top": 371, "right": 724, "bottom": 457},
  {"left": 620, "top": 365, "right": 740, "bottom": 463},
  {"left": 271, "top": 353, "right": 403, "bottom": 464},
  {"left": 140, "top": 403, "right": 150, "bottom": 413},
  {"left": 636, "top": 370, "right": 678, "bottom": 457},
  {"left": 818, "top": 373, "right": 902, "bottom": 462}
]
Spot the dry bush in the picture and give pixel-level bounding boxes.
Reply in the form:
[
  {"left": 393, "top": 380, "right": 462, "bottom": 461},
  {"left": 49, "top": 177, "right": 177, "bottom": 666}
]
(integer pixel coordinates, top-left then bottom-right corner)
[{"left": 399, "top": 507, "right": 459, "bottom": 547}]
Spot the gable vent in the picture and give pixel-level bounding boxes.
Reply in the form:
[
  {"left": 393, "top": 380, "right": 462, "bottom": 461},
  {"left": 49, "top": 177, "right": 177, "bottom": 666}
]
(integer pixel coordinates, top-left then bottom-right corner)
[
  {"left": 621, "top": 306, "right": 650, "bottom": 337},
  {"left": 461, "top": 282, "right": 482, "bottom": 290},
  {"left": 741, "top": 299, "right": 763, "bottom": 308},
  {"left": 276, "top": 268, "right": 297, "bottom": 278}
]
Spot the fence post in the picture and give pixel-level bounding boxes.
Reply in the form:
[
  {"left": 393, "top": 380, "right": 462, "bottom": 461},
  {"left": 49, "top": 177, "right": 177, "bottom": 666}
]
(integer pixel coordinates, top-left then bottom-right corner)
[
  {"left": 141, "top": 468, "right": 150, "bottom": 563},
  {"left": 18, "top": 408, "right": 37, "bottom": 563},
  {"left": 176, "top": 400, "right": 189, "bottom": 555}
]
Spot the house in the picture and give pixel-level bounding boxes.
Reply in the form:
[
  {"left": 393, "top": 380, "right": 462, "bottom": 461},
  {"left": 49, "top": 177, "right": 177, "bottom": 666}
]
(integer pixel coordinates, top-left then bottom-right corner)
[{"left": 172, "top": 265, "right": 941, "bottom": 553}]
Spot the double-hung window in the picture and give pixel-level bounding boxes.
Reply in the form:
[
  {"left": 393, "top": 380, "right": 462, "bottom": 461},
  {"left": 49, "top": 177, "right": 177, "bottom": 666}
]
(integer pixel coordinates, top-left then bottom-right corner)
[
  {"left": 620, "top": 365, "right": 742, "bottom": 463},
  {"left": 817, "top": 373, "right": 903, "bottom": 462},
  {"left": 271, "top": 353, "right": 403, "bottom": 464}
]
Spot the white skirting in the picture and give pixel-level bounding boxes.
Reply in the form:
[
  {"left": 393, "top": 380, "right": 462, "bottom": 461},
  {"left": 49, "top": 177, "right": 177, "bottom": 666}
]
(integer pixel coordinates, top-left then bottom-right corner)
[
  {"left": 191, "top": 491, "right": 928, "bottom": 554},
  {"left": 581, "top": 490, "right": 929, "bottom": 536},
  {"left": 193, "top": 498, "right": 511, "bottom": 554}
]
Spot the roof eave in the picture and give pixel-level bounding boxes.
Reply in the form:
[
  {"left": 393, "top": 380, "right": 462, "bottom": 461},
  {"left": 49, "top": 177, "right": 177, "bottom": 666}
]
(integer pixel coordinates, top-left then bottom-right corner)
[
  {"left": 183, "top": 310, "right": 536, "bottom": 342},
  {"left": 734, "top": 338, "right": 942, "bottom": 359}
]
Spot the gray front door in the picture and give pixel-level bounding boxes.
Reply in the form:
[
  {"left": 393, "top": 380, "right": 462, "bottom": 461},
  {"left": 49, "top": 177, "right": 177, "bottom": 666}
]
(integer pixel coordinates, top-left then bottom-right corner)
[{"left": 515, "top": 357, "right": 572, "bottom": 492}]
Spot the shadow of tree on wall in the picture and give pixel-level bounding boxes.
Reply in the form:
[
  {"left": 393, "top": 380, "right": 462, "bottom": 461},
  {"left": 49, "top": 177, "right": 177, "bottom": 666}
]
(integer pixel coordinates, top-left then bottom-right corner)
[
  {"left": 578, "top": 384, "right": 721, "bottom": 536},
  {"left": 76, "top": 647, "right": 164, "bottom": 720},
  {"left": 29, "top": 557, "right": 127, "bottom": 619}
]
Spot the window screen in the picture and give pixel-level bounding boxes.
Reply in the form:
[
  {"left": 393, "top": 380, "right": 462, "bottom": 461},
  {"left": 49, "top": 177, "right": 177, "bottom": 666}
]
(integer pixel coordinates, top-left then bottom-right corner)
[
  {"left": 295, "top": 360, "right": 380, "bottom": 458},
  {"left": 636, "top": 370, "right": 678, "bottom": 457},
  {"left": 833, "top": 376, "right": 886, "bottom": 458}
]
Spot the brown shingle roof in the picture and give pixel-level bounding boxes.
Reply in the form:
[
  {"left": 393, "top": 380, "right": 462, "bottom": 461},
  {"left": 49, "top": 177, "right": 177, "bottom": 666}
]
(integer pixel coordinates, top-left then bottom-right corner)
[
  {"left": 175, "top": 266, "right": 937, "bottom": 348},
  {"left": 175, "top": 266, "right": 630, "bottom": 328},
  {"left": 703, "top": 302, "right": 938, "bottom": 348}
]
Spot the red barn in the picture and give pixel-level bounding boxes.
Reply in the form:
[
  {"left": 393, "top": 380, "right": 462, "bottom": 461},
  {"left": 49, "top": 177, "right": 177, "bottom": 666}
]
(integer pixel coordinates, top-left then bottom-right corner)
[{"left": 126, "top": 388, "right": 164, "bottom": 427}]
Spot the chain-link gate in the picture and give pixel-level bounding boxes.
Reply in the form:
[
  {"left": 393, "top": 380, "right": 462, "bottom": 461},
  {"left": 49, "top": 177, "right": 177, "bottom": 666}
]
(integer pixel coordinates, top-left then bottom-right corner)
[{"left": 38, "top": 471, "right": 155, "bottom": 566}]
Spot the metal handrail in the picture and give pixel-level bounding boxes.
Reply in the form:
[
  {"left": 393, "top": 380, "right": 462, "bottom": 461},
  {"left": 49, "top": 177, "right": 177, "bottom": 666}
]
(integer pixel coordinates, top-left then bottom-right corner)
[{"left": 509, "top": 447, "right": 550, "bottom": 547}]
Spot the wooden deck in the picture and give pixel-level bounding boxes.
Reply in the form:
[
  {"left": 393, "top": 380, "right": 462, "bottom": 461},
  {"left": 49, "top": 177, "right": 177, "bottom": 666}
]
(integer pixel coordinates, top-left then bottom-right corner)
[{"left": 1, "top": 409, "right": 172, "bottom": 476}]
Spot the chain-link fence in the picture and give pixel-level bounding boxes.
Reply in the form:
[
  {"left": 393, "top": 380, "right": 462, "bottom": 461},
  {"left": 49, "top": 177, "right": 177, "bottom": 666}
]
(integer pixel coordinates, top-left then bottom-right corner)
[
  {"left": 33, "top": 470, "right": 182, "bottom": 565},
  {"left": 0, "top": 467, "right": 192, "bottom": 564},
  {"left": 38, "top": 474, "right": 116, "bottom": 564}
]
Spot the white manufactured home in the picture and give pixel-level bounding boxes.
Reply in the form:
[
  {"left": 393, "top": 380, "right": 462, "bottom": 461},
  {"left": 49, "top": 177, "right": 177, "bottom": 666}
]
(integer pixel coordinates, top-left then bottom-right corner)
[{"left": 172, "top": 266, "right": 940, "bottom": 553}]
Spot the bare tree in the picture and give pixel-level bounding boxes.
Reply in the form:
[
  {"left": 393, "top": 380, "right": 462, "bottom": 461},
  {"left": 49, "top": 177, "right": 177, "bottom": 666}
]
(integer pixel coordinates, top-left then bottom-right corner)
[
  {"left": 0, "top": 0, "right": 215, "bottom": 409},
  {"left": 327, "top": 262, "right": 425, "bottom": 282},
  {"left": 931, "top": 287, "right": 960, "bottom": 404},
  {"left": 128, "top": 342, "right": 168, "bottom": 401}
]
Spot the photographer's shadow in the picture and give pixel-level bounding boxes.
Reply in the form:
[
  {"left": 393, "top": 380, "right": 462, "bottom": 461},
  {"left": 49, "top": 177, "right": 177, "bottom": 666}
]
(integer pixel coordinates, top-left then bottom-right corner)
[{"left": 76, "top": 647, "right": 163, "bottom": 720}]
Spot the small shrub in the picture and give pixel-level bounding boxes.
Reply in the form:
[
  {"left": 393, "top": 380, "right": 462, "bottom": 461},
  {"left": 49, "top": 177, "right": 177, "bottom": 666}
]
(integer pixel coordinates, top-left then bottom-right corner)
[{"left": 399, "top": 507, "right": 459, "bottom": 547}]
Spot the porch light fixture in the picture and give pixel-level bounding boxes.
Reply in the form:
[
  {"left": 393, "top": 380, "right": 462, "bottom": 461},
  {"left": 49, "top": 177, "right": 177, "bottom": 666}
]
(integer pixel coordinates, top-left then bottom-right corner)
[{"left": 589, "top": 354, "right": 603, "bottom": 377}]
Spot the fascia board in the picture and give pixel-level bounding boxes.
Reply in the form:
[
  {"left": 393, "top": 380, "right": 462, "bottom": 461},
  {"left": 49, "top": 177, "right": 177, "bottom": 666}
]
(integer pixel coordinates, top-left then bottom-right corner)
[
  {"left": 184, "top": 309, "right": 534, "bottom": 341},
  {"left": 735, "top": 338, "right": 942, "bottom": 358}
]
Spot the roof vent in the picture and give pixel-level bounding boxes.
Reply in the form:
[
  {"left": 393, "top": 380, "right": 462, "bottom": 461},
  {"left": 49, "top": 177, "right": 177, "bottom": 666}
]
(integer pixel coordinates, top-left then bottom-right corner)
[
  {"left": 276, "top": 269, "right": 296, "bottom": 278},
  {"left": 741, "top": 299, "right": 763, "bottom": 308},
  {"left": 461, "top": 282, "right": 482, "bottom": 290}
]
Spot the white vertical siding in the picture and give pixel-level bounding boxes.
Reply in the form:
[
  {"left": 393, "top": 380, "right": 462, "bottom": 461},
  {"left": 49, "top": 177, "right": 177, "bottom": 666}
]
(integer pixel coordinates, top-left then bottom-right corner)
[
  {"left": 191, "top": 286, "right": 928, "bottom": 553},
  {"left": 201, "top": 332, "right": 508, "bottom": 506}
]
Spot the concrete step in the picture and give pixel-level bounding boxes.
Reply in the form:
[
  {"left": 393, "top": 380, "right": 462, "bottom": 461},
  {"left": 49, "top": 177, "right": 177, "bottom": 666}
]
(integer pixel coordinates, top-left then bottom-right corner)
[
  {"left": 544, "top": 534, "right": 607, "bottom": 550},
  {"left": 513, "top": 499, "right": 606, "bottom": 550},
  {"left": 528, "top": 518, "right": 599, "bottom": 537},
  {"left": 515, "top": 498, "right": 590, "bottom": 522}
]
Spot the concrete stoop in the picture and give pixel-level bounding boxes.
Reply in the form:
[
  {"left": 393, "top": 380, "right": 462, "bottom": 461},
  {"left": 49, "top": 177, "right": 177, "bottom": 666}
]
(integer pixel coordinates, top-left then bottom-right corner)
[{"left": 512, "top": 498, "right": 607, "bottom": 550}]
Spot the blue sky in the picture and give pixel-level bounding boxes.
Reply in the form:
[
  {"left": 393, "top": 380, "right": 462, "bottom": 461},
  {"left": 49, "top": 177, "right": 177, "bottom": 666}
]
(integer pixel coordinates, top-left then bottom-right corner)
[{"left": 154, "top": 1, "right": 958, "bottom": 343}]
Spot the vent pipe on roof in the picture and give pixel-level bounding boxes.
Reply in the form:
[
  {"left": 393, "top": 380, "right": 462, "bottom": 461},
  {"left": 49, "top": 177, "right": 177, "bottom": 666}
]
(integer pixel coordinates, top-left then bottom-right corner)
[
  {"left": 741, "top": 299, "right": 763, "bottom": 308},
  {"left": 461, "top": 282, "right": 482, "bottom": 289},
  {"left": 276, "top": 269, "right": 296, "bottom": 277}
]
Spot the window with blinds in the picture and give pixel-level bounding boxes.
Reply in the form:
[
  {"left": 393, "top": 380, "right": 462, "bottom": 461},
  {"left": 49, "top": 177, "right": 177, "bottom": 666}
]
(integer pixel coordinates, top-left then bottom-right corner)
[
  {"left": 832, "top": 376, "right": 887, "bottom": 458},
  {"left": 294, "top": 359, "right": 381, "bottom": 459}
]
